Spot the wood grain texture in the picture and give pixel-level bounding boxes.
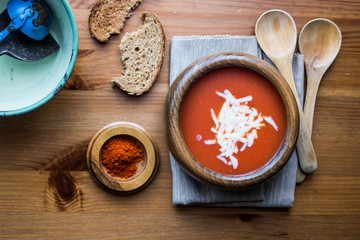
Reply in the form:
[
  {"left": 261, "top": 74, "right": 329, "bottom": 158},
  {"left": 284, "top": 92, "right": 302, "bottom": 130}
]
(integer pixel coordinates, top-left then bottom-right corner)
[
  {"left": 256, "top": 9, "right": 318, "bottom": 174},
  {"left": 299, "top": 19, "right": 342, "bottom": 134},
  {"left": 0, "top": 0, "right": 360, "bottom": 239}
]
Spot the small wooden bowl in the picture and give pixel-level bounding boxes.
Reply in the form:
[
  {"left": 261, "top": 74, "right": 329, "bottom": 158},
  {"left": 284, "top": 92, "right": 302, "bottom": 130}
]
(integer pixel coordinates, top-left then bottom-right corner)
[
  {"left": 86, "top": 122, "right": 159, "bottom": 194},
  {"left": 165, "top": 52, "right": 299, "bottom": 190}
]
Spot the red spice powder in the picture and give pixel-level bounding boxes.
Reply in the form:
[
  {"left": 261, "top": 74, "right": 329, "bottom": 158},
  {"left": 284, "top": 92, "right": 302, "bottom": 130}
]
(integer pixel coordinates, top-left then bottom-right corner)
[{"left": 101, "top": 136, "right": 144, "bottom": 178}]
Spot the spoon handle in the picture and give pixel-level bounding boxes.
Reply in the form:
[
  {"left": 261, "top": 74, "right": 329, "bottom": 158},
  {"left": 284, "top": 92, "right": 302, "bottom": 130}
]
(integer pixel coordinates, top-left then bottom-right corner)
[
  {"left": 0, "top": 24, "right": 13, "bottom": 42},
  {"left": 296, "top": 165, "right": 306, "bottom": 183},
  {"left": 0, "top": 7, "right": 33, "bottom": 43},
  {"left": 304, "top": 66, "right": 325, "bottom": 136},
  {"left": 274, "top": 57, "right": 318, "bottom": 174},
  {"left": 297, "top": 109, "right": 318, "bottom": 173}
]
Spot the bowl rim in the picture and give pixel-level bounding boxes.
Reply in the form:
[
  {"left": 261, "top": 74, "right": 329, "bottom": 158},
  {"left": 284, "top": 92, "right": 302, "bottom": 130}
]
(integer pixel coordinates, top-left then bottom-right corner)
[
  {"left": 0, "top": 0, "right": 79, "bottom": 117},
  {"left": 86, "top": 121, "right": 160, "bottom": 194},
  {"left": 165, "top": 52, "right": 299, "bottom": 189}
]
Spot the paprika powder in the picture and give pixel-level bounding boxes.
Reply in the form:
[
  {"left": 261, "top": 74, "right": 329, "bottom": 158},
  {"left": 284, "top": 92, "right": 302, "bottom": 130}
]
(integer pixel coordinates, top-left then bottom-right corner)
[{"left": 101, "top": 135, "right": 144, "bottom": 178}]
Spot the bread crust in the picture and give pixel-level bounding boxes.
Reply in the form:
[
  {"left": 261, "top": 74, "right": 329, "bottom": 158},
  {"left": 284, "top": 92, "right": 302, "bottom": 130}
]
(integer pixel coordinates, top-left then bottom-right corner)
[
  {"left": 89, "top": 0, "right": 142, "bottom": 42},
  {"left": 112, "top": 12, "right": 165, "bottom": 95}
]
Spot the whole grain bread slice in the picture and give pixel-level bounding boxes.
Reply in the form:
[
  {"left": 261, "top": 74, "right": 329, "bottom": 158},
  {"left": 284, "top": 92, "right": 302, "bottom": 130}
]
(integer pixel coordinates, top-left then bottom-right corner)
[
  {"left": 89, "top": 0, "right": 142, "bottom": 42},
  {"left": 112, "top": 12, "right": 165, "bottom": 95}
]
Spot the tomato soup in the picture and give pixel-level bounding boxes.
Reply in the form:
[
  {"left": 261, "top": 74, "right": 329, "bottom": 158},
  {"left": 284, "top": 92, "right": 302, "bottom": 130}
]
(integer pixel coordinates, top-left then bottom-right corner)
[{"left": 180, "top": 66, "right": 287, "bottom": 175}]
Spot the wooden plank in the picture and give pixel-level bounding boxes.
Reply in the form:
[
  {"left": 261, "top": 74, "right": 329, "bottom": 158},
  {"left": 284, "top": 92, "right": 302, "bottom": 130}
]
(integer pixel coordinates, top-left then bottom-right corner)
[
  {"left": 0, "top": 213, "right": 360, "bottom": 239},
  {"left": 0, "top": 170, "right": 359, "bottom": 216}
]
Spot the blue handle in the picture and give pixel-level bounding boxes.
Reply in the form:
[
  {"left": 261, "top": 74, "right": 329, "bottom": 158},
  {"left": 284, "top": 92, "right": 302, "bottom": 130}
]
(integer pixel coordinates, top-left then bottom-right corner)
[
  {"left": 0, "top": 7, "right": 33, "bottom": 42},
  {"left": 0, "top": 24, "right": 12, "bottom": 42}
]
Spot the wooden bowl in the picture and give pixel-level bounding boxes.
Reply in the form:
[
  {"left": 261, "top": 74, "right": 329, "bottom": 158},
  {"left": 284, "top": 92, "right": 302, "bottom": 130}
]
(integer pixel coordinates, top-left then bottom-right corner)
[
  {"left": 86, "top": 122, "right": 159, "bottom": 194},
  {"left": 165, "top": 52, "right": 299, "bottom": 189}
]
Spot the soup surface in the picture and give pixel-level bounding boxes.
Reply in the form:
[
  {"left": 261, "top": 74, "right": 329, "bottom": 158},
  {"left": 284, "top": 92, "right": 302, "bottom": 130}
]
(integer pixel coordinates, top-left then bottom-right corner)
[{"left": 180, "top": 66, "right": 287, "bottom": 175}]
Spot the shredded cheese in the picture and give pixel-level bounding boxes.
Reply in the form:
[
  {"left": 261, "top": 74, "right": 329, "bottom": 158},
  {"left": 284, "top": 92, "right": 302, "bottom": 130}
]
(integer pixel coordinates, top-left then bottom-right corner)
[{"left": 203, "top": 90, "right": 278, "bottom": 169}]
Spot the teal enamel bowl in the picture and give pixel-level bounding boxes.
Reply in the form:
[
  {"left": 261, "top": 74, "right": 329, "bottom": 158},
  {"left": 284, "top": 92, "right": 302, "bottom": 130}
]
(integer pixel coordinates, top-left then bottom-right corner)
[{"left": 0, "top": 0, "right": 79, "bottom": 116}]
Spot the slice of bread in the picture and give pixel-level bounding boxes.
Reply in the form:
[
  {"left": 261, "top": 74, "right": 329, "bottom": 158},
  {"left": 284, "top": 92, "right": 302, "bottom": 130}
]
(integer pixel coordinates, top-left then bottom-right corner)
[
  {"left": 89, "top": 0, "right": 142, "bottom": 42},
  {"left": 112, "top": 12, "right": 165, "bottom": 95}
]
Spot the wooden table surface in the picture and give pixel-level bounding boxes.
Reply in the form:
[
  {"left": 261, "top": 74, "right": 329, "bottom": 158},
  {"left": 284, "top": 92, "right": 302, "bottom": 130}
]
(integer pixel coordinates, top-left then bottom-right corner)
[{"left": 1, "top": 0, "right": 360, "bottom": 239}]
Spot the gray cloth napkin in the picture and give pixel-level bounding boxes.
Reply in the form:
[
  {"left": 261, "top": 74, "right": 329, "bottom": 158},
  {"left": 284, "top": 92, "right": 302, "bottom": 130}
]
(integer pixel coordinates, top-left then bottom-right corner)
[{"left": 169, "top": 35, "right": 304, "bottom": 207}]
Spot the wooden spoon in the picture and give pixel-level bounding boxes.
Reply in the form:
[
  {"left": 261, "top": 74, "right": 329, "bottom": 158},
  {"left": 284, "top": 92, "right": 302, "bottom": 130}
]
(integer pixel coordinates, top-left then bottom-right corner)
[
  {"left": 255, "top": 9, "right": 317, "bottom": 174},
  {"left": 299, "top": 19, "right": 342, "bottom": 134}
]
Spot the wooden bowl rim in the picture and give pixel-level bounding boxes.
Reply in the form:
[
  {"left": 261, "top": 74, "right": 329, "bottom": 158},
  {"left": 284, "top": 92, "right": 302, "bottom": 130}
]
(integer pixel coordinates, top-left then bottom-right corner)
[{"left": 165, "top": 52, "right": 299, "bottom": 189}]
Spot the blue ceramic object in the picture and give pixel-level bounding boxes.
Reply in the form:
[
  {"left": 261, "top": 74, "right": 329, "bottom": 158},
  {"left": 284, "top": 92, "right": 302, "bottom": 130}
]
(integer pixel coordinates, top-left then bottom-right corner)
[
  {"left": 0, "top": 0, "right": 79, "bottom": 116},
  {"left": 0, "top": 0, "right": 51, "bottom": 42}
]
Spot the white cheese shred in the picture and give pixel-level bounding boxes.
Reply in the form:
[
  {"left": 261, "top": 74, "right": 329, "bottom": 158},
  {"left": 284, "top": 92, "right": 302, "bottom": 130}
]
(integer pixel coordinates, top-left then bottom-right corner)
[
  {"left": 204, "top": 140, "right": 216, "bottom": 145},
  {"left": 264, "top": 116, "right": 279, "bottom": 131},
  {"left": 204, "top": 90, "right": 279, "bottom": 170}
]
